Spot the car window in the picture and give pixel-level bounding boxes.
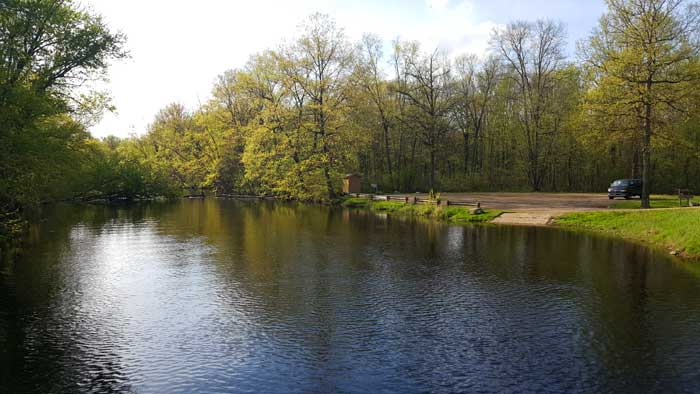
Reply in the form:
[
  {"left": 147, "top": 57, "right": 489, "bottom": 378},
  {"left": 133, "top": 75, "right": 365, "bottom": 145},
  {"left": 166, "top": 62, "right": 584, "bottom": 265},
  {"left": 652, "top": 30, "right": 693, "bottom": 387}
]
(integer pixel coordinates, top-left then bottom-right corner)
[{"left": 612, "top": 180, "right": 629, "bottom": 186}]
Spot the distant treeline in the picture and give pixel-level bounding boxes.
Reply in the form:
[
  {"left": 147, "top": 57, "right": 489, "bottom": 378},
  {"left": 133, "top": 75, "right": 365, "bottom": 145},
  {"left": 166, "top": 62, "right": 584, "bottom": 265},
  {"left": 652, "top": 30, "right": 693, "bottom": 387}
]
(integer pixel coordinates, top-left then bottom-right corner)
[
  {"left": 2, "top": 0, "right": 700, "bottom": 242},
  {"left": 116, "top": 1, "right": 700, "bottom": 203}
]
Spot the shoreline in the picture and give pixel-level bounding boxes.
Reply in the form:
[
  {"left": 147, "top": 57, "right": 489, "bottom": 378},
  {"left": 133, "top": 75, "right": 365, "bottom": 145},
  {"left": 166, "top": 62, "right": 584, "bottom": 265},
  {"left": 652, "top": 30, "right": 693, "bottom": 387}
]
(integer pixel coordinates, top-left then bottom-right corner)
[
  {"left": 340, "top": 197, "right": 503, "bottom": 224},
  {"left": 553, "top": 208, "right": 700, "bottom": 261},
  {"left": 340, "top": 196, "right": 700, "bottom": 262},
  {"left": 7, "top": 196, "right": 699, "bottom": 262}
]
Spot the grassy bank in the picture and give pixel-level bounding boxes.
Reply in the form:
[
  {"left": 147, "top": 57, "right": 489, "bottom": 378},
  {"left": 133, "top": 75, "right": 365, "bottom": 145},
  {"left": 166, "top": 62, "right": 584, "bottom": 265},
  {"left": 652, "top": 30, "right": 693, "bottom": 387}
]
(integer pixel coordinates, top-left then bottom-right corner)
[
  {"left": 608, "top": 194, "right": 700, "bottom": 209},
  {"left": 341, "top": 197, "right": 503, "bottom": 223},
  {"left": 555, "top": 208, "right": 700, "bottom": 259}
]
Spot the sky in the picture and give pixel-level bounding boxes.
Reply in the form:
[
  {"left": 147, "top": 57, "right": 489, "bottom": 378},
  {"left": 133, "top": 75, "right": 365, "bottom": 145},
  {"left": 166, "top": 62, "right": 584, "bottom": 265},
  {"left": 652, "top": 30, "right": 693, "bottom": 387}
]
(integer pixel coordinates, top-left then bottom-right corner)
[{"left": 82, "top": 0, "right": 607, "bottom": 138}]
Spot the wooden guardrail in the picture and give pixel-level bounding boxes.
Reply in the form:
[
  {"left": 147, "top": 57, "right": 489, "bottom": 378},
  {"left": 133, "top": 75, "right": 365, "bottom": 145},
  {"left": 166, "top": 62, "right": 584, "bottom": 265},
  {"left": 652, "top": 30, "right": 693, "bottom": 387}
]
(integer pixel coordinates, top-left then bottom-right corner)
[{"left": 678, "top": 189, "right": 694, "bottom": 207}]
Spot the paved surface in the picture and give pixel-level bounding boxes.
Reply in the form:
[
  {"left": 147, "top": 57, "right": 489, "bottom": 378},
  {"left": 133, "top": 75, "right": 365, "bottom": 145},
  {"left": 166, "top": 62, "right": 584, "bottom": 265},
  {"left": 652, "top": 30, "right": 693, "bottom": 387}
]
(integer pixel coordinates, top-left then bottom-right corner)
[
  {"left": 403, "top": 192, "right": 612, "bottom": 213},
  {"left": 396, "top": 192, "right": 614, "bottom": 226},
  {"left": 492, "top": 212, "right": 554, "bottom": 226}
]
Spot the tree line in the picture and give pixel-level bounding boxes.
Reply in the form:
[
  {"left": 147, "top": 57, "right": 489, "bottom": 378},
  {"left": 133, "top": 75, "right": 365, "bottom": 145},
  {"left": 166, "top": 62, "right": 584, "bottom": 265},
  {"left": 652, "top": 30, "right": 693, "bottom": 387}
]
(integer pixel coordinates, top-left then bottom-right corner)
[
  {"left": 2, "top": 0, "right": 700, "bottom": 243},
  {"left": 118, "top": 1, "right": 700, "bottom": 205}
]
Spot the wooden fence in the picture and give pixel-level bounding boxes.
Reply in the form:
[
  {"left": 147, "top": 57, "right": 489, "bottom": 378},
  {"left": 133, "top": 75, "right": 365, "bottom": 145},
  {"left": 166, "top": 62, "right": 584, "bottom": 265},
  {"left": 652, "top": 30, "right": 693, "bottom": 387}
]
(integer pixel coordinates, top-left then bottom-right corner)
[
  {"left": 678, "top": 189, "right": 694, "bottom": 207},
  {"left": 216, "top": 194, "right": 277, "bottom": 201}
]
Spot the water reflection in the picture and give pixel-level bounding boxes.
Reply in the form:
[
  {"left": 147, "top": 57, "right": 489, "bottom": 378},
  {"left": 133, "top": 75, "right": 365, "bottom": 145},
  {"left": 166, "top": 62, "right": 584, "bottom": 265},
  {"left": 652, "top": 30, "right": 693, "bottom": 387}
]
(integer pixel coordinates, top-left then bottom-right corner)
[{"left": 1, "top": 199, "right": 700, "bottom": 393}]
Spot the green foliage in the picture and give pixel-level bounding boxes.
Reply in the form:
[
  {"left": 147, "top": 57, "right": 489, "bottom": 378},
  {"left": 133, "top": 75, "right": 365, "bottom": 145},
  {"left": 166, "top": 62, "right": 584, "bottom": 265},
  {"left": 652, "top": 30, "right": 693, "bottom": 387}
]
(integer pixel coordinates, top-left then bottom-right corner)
[
  {"left": 5, "top": 2, "right": 700, "bottom": 245},
  {"left": 580, "top": 0, "right": 700, "bottom": 207},
  {"left": 129, "top": 7, "right": 700, "bottom": 204},
  {"left": 340, "top": 197, "right": 369, "bottom": 208},
  {"left": 439, "top": 207, "right": 502, "bottom": 223},
  {"left": 341, "top": 198, "right": 502, "bottom": 223},
  {"left": 73, "top": 138, "right": 180, "bottom": 201},
  {"left": 0, "top": 0, "right": 126, "bottom": 241}
]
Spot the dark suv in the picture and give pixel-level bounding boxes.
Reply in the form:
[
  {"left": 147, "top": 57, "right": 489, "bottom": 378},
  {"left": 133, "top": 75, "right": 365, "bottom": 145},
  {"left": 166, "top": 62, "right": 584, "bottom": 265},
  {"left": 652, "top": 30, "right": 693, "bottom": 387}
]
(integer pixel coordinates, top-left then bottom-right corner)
[{"left": 608, "top": 179, "right": 642, "bottom": 200}]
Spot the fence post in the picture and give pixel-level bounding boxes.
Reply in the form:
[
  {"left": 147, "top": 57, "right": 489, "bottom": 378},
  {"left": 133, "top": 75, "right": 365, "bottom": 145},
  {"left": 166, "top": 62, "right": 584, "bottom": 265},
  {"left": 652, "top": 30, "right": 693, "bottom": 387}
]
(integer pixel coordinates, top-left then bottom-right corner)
[
  {"left": 413, "top": 196, "right": 417, "bottom": 204},
  {"left": 477, "top": 202, "right": 481, "bottom": 208}
]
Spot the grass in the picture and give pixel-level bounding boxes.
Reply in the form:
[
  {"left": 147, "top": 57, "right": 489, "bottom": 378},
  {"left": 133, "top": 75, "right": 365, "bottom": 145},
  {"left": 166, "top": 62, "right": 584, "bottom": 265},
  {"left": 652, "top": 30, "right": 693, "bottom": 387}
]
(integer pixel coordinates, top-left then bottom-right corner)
[
  {"left": 343, "top": 195, "right": 700, "bottom": 260},
  {"left": 340, "top": 197, "right": 371, "bottom": 208},
  {"left": 609, "top": 194, "right": 700, "bottom": 209},
  {"left": 555, "top": 208, "right": 700, "bottom": 259},
  {"left": 340, "top": 197, "right": 503, "bottom": 223}
]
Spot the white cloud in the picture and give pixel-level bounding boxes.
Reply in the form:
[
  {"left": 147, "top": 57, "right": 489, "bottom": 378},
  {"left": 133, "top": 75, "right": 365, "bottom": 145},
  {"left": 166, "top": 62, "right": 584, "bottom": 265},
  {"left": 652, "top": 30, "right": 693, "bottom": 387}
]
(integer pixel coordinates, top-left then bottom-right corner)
[
  {"left": 82, "top": 0, "right": 501, "bottom": 138},
  {"left": 426, "top": 0, "right": 451, "bottom": 11},
  {"left": 416, "top": 1, "right": 498, "bottom": 56}
]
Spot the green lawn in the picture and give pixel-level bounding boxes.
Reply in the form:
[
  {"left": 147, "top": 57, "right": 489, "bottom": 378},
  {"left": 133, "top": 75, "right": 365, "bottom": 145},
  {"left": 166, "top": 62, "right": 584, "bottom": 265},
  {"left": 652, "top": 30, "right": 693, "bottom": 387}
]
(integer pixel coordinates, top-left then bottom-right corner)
[
  {"left": 341, "top": 197, "right": 502, "bottom": 223},
  {"left": 556, "top": 209, "right": 700, "bottom": 259},
  {"left": 609, "top": 194, "right": 700, "bottom": 209}
]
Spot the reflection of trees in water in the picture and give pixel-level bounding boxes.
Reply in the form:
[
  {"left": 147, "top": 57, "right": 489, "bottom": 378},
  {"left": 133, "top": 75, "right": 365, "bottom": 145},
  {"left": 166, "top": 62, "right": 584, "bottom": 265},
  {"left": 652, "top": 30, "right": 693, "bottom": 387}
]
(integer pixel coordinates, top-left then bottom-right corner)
[
  {"left": 460, "top": 224, "right": 700, "bottom": 391},
  {"left": 184, "top": 200, "right": 700, "bottom": 391},
  {"left": 4, "top": 199, "right": 700, "bottom": 392}
]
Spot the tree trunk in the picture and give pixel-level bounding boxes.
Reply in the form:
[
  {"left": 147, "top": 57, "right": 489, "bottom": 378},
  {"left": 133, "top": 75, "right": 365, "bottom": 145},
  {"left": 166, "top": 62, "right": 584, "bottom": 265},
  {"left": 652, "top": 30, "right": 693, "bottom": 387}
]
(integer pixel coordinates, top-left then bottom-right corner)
[
  {"left": 641, "top": 100, "right": 652, "bottom": 209},
  {"left": 383, "top": 122, "right": 393, "bottom": 189},
  {"left": 463, "top": 133, "right": 469, "bottom": 175},
  {"left": 472, "top": 128, "right": 480, "bottom": 173},
  {"left": 429, "top": 147, "right": 436, "bottom": 191}
]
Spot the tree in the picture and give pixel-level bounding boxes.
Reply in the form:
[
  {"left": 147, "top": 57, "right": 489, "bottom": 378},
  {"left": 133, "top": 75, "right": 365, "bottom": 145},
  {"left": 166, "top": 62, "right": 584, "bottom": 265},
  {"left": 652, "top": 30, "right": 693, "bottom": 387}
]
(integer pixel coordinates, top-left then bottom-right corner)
[
  {"left": 452, "top": 55, "right": 499, "bottom": 174},
  {"left": 581, "top": 0, "right": 700, "bottom": 208},
  {"left": 492, "top": 20, "right": 567, "bottom": 191},
  {"left": 0, "top": 0, "right": 126, "bottom": 242},
  {"left": 395, "top": 42, "right": 455, "bottom": 190},
  {"left": 356, "top": 34, "right": 398, "bottom": 189},
  {"left": 239, "top": 13, "right": 358, "bottom": 200},
  {"left": 290, "top": 13, "right": 357, "bottom": 199}
]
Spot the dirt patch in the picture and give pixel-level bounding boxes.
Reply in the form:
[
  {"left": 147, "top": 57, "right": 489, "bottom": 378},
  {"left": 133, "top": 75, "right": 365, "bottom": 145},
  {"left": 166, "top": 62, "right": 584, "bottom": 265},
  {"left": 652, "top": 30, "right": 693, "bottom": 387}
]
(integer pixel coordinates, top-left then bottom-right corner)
[{"left": 492, "top": 212, "right": 553, "bottom": 226}]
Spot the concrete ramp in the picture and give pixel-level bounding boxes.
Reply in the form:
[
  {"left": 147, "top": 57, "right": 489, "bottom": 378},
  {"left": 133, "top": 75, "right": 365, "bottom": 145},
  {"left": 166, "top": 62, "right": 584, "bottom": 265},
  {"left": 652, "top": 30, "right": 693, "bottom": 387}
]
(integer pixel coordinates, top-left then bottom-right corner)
[{"left": 492, "top": 212, "right": 553, "bottom": 226}]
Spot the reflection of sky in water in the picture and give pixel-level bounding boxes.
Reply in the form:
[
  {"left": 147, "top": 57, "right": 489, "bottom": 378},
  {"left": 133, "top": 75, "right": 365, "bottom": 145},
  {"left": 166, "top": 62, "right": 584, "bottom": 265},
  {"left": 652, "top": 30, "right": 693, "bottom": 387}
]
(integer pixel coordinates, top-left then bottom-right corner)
[
  {"left": 446, "top": 226, "right": 463, "bottom": 252},
  {"left": 2, "top": 200, "right": 700, "bottom": 393},
  {"left": 62, "top": 222, "right": 256, "bottom": 392}
]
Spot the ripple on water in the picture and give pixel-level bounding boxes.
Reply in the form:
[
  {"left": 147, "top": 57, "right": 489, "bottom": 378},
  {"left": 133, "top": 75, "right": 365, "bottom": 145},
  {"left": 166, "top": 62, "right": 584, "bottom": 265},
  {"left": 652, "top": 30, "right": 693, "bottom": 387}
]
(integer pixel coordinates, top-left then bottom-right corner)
[{"left": 3, "top": 201, "right": 700, "bottom": 393}]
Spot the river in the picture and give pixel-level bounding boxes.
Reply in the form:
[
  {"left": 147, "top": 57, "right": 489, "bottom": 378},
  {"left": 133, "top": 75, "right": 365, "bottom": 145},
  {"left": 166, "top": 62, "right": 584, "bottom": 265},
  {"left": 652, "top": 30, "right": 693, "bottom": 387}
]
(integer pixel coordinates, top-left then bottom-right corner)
[{"left": 1, "top": 199, "right": 699, "bottom": 393}]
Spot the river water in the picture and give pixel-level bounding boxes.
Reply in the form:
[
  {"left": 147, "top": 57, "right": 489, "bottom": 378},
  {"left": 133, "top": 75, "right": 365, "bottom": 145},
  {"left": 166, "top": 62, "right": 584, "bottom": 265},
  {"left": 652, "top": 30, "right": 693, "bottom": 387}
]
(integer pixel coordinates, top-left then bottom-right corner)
[{"left": 1, "top": 199, "right": 699, "bottom": 393}]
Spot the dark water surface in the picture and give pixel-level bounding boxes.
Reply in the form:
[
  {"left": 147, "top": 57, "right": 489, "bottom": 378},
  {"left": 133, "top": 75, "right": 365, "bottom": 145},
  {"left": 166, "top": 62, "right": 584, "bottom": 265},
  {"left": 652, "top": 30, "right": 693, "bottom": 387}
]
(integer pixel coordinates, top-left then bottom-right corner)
[{"left": 2, "top": 200, "right": 700, "bottom": 393}]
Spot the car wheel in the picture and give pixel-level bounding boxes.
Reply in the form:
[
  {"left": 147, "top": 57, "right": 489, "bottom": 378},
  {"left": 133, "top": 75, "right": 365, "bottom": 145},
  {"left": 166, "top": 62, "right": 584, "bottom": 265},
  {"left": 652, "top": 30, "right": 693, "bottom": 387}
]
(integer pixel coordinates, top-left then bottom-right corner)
[
  {"left": 609, "top": 196, "right": 614, "bottom": 200},
  {"left": 624, "top": 196, "right": 631, "bottom": 200}
]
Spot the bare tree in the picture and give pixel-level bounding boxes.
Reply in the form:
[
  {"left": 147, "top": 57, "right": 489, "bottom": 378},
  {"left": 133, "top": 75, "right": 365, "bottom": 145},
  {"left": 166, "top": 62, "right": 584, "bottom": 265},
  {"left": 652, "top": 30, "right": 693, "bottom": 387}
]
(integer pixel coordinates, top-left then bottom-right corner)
[
  {"left": 492, "top": 20, "right": 566, "bottom": 191},
  {"left": 453, "top": 55, "right": 499, "bottom": 174},
  {"left": 395, "top": 42, "right": 455, "bottom": 190},
  {"left": 357, "top": 34, "right": 396, "bottom": 188}
]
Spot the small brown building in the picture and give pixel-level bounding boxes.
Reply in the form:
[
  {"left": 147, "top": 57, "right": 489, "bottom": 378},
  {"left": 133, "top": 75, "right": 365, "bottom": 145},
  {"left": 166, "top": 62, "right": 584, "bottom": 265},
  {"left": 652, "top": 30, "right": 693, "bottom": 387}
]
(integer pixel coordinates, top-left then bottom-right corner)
[{"left": 342, "top": 174, "right": 361, "bottom": 194}]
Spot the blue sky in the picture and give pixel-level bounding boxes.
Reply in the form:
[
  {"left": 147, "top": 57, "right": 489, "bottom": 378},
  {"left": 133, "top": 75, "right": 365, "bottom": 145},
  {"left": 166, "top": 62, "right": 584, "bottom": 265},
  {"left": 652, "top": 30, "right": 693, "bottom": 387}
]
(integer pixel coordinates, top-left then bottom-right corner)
[{"left": 83, "top": 0, "right": 608, "bottom": 138}]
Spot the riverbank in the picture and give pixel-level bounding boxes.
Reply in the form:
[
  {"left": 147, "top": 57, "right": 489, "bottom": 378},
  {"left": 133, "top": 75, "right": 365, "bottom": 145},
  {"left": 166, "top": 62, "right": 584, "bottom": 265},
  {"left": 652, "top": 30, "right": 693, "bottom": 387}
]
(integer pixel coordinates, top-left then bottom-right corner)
[
  {"left": 341, "top": 197, "right": 503, "bottom": 223},
  {"left": 342, "top": 195, "right": 700, "bottom": 261},
  {"left": 554, "top": 208, "right": 700, "bottom": 260},
  {"left": 608, "top": 194, "right": 700, "bottom": 209}
]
